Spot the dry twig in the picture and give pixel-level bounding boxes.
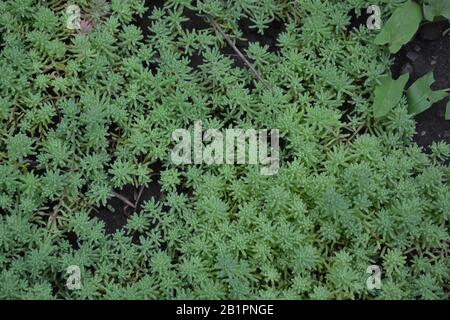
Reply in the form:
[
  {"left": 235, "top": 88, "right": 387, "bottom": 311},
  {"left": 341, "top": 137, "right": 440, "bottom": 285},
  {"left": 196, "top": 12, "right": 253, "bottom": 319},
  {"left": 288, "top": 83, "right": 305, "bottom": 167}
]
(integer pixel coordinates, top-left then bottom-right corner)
[{"left": 111, "top": 191, "right": 136, "bottom": 209}]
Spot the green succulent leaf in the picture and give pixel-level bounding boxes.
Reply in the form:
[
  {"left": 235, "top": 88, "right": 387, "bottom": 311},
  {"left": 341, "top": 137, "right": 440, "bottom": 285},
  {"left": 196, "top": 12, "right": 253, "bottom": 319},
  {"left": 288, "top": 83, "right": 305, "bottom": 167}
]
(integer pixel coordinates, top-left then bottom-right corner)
[
  {"left": 407, "top": 71, "right": 449, "bottom": 115},
  {"left": 374, "top": 1, "right": 423, "bottom": 53},
  {"left": 373, "top": 73, "right": 409, "bottom": 119},
  {"left": 423, "top": 0, "right": 450, "bottom": 21},
  {"left": 446, "top": 100, "right": 450, "bottom": 120}
]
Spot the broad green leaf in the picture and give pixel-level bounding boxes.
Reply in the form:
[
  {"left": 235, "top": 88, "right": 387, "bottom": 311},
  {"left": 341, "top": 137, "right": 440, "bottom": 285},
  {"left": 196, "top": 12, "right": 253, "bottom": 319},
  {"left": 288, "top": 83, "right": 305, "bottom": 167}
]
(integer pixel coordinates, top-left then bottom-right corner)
[
  {"left": 423, "top": 0, "right": 450, "bottom": 21},
  {"left": 373, "top": 73, "right": 409, "bottom": 119},
  {"left": 446, "top": 100, "right": 450, "bottom": 120},
  {"left": 407, "top": 71, "right": 449, "bottom": 115},
  {"left": 374, "top": 1, "right": 422, "bottom": 53}
]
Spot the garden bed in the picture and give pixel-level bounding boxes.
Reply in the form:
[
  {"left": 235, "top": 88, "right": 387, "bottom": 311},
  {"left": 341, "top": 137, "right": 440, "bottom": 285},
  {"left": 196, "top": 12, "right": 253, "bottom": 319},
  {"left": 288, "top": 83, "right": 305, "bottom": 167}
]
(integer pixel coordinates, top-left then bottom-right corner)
[{"left": 0, "top": 0, "right": 449, "bottom": 301}]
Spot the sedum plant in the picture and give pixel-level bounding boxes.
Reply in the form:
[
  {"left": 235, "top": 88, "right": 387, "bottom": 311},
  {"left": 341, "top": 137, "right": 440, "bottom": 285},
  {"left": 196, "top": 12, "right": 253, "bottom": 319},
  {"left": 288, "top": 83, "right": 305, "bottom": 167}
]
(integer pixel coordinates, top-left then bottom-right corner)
[{"left": 0, "top": 0, "right": 448, "bottom": 300}]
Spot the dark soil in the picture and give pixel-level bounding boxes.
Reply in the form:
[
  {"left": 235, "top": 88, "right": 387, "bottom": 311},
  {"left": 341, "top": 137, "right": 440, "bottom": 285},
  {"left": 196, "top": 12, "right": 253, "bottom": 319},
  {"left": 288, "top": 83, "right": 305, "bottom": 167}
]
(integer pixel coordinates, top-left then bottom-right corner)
[
  {"left": 220, "top": 17, "right": 284, "bottom": 70},
  {"left": 237, "top": 17, "right": 284, "bottom": 53},
  {"left": 347, "top": 8, "right": 372, "bottom": 33},
  {"left": 391, "top": 21, "right": 450, "bottom": 151},
  {"left": 132, "top": 0, "right": 165, "bottom": 41},
  {"left": 90, "top": 162, "right": 164, "bottom": 235}
]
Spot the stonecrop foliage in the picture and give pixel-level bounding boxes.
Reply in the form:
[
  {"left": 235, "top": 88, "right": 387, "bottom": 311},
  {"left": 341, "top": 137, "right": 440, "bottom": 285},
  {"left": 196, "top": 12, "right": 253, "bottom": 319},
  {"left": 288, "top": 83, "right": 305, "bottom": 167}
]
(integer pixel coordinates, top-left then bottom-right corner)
[{"left": 0, "top": 0, "right": 448, "bottom": 299}]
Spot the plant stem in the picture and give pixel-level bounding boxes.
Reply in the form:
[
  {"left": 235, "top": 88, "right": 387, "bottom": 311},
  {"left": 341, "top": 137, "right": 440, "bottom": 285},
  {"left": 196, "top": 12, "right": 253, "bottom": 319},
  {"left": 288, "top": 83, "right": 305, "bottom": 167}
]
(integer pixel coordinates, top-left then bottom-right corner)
[
  {"left": 206, "top": 14, "right": 273, "bottom": 92},
  {"left": 111, "top": 191, "right": 136, "bottom": 209}
]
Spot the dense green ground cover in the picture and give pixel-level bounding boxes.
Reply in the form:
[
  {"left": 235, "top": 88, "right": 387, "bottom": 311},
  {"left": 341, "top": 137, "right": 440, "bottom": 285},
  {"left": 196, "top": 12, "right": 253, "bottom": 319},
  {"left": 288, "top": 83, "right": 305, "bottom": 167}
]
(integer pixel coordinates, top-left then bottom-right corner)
[{"left": 0, "top": 0, "right": 448, "bottom": 299}]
